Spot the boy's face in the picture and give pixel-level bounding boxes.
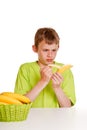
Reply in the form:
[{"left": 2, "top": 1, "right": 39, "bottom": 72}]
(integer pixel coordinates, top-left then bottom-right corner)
[{"left": 33, "top": 40, "right": 59, "bottom": 65}]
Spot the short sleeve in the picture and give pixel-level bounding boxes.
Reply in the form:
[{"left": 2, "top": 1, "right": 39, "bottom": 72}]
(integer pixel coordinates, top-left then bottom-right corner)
[{"left": 14, "top": 64, "right": 32, "bottom": 95}]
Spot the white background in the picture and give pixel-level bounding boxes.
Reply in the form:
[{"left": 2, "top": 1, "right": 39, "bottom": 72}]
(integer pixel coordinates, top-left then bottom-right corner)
[{"left": 0, "top": 0, "right": 87, "bottom": 109}]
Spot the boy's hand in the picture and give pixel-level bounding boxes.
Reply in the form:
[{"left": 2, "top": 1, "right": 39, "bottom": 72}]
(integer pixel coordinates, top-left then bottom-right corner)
[
  {"left": 40, "top": 66, "right": 53, "bottom": 83},
  {"left": 51, "top": 73, "right": 63, "bottom": 88}
]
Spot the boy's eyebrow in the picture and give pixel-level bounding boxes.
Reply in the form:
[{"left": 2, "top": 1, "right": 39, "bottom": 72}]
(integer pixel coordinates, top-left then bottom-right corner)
[{"left": 42, "top": 48, "right": 57, "bottom": 50}]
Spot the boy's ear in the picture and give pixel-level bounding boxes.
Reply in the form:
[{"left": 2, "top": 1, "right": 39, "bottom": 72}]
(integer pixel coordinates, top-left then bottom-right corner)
[
  {"left": 56, "top": 45, "right": 59, "bottom": 51},
  {"left": 57, "top": 45, "right": 59, "bottom": 50},
  {"left": 32, "top": 45, "right": 38, "bottom": 52}
]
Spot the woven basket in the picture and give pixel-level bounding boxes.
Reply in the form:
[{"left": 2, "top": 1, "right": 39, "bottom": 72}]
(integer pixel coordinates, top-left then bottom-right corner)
[{"left": 0, "top": 103, "right": 32, "bottom": 122}]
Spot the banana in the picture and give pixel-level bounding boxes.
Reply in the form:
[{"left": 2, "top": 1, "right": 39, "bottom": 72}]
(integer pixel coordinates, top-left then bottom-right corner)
[
  {"left": 1, "top": 92, "right": 31, "bottom": 104},
  {"left": 49, "top": 64, "right": 73, "bottom": 74},
  {"left": 0, "top": 101, "right": 9, "bottom": 105},
  {"left": 58, "top": 64, "right": 73, "bottom": 74},
  {"left": 0, "top": 95, "right": 22, "bottom": 104},
  {"left": 48, "top": 64, "right": 61, "bottom": 69}
]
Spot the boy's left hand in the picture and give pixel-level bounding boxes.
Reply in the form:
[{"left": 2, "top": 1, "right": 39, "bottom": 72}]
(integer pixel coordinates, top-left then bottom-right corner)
[{"left": 51, "top": 73, "right": 63, "bottom": 88}]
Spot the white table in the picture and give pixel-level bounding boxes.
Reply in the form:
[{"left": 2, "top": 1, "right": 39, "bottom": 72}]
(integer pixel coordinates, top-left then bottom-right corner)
[{"left": 0, "top": 107, "right": 87, "bottom": 130}]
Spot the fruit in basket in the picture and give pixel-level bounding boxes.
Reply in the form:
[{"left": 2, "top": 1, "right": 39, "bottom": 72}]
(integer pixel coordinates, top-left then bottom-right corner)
[
  {"left": 0, "top": 95, "right": 22, "bottom": 104},
  {"left": 1, "top": 92, "right": 31, "bottom": 104},
  {"left": 0, "top": 101, "right": 9, "bottom": 105}
]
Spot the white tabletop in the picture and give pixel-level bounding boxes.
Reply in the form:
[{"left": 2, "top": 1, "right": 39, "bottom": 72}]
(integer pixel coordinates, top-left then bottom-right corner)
[{"left": 0, "top": 107, "right": 87, "bottom": 130}]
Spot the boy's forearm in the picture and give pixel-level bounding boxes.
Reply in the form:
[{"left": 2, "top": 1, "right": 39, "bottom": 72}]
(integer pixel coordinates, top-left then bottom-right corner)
[
  {"left": 25, "top": 79, "right": 48, "bottom": 102},
  {"left": 53, "top": 87, "right": 71, "bottom": 107}
]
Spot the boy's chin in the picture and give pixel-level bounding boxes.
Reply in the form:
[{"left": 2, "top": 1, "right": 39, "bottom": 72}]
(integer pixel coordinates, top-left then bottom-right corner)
[{"left": 45, "top": 61, "right": 54, "bottom": 65}]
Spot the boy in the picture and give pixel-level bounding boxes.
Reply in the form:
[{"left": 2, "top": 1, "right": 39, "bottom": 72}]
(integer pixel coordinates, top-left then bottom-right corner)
[{"left": 14, "top": 27, "right": 76, "bottom": 108}]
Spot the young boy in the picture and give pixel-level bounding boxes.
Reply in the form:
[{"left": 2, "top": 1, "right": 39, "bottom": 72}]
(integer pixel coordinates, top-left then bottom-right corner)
[{"left": 14, "top": 27, "right": 76, "bottom": 108}]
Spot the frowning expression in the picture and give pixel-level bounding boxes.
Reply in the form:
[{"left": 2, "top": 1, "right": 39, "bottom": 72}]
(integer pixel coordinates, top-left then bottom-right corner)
[{"left": 34, "top": 40, "right": 59, "bottom": 65}]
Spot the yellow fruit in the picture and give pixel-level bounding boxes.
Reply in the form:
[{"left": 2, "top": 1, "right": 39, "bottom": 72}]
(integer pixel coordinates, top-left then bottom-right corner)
[
  {"left": 1, "top": 92, "right": 31, "bottom": 104},
  {"left": 58, "top": 64, "right": 73, "bottom": 74},
  {"left": 0, "top": 95, "right": 22, "bottom": 104},
  {"left": 0, "top": 101, "right": 9, "bottom": 105},
  {"left": 48, "top": 64, "right": 61, "bottom": 69}
]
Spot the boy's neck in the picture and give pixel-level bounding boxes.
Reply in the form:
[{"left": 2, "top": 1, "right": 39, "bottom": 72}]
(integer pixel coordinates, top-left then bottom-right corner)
[
  {"left": 37, "top": 61, "right": 46, "bottom": 68},
  {"left": 37, "top": 60, "right": 55, "bottom": 68}
]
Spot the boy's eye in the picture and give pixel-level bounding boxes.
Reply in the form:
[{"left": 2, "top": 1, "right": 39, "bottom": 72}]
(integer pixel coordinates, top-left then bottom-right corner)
[
  {"left": 43, "top": 49, "right": 48, "bottom": 52},
  {"left": 52, "top": 49, "right": 56, "bottom": 52},
  {"left": 43, "top": 49, "right": 57, "bottom": 52}
]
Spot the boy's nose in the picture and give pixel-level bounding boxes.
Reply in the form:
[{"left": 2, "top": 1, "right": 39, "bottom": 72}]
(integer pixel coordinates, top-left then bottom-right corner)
[{"left": 47, "top": 51, "right": 52, "bottom": 57}]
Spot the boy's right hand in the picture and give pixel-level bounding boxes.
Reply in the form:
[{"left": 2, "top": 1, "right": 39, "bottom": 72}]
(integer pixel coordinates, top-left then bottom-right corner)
[{"left": 40, "top": 66, "right": 53, "bottom": 84}]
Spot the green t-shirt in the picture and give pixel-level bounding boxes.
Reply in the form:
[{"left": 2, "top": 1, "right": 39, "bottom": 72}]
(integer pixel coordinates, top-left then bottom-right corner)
[{"left": 14, "top": 61, "right": 76, "bottom": 108}]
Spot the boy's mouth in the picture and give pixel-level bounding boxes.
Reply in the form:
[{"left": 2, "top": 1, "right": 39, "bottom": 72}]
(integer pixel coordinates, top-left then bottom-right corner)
[
  {"left": 46, "top": 59, "right": 53, "bottom": 63},
  {"left": 46, "top": 59, "right": 53, "bottom": 62}
]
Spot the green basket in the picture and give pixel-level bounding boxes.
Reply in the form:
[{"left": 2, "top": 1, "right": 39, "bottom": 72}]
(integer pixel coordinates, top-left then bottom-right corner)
[{"left": 0, "top": 103, "right": 32, "bottom": 122}]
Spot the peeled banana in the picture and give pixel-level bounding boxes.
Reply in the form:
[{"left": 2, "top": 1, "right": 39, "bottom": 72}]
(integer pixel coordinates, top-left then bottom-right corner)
[
  {"left": 58, "top": 64, "right": 73, "bottom": 74},
  {"left": 1, "top": 92, "right": 31, "bottom": 104},
  {"left": 0, "top": 95, "right": 22, "bottom": 105},
  {"left": 49, "top": 64, "right": 73, "bottom": 74}
]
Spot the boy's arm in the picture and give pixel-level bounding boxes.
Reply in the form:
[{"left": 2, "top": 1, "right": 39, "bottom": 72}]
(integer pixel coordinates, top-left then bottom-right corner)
[
  {"left": 24, "top": 66, "right": 53, "bottom": 102},
  {"left": 25, "top": 79, "right": 48, "bottom": 101},
  {"left": 51, "top": 69, "right": 76, "bottom": 107},
  {"left": 52, "top": 86, "right": 71, "bottom": 107},
  {"left": 51, "top": 73, "right": 71, "bottom": 107}
]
